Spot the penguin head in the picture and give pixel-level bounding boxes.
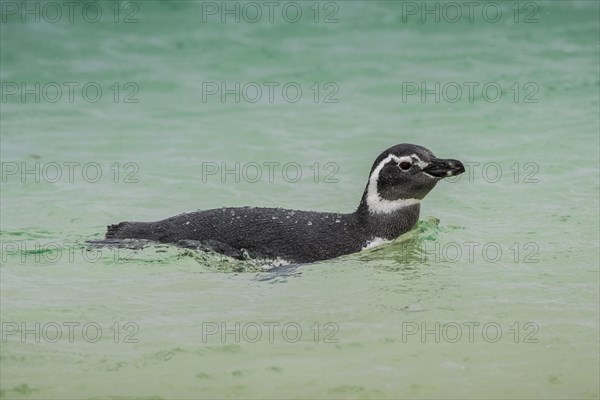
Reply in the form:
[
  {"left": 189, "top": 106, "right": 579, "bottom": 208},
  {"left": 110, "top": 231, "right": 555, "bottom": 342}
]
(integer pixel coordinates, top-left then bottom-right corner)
[{"left": 364, "top": 144, "right": 465, "bottom": 214}]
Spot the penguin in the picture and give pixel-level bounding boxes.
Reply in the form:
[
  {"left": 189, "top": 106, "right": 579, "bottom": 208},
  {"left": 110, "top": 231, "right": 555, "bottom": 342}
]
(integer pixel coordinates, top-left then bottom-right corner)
[{"left": 103, "top": 144, "right": 464, "bottom": 263}]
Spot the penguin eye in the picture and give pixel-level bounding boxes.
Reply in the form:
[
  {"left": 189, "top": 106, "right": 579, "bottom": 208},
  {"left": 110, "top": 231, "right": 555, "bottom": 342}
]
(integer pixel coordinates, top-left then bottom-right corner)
[{"left": 399, "top": 161, "right": 412, "bottom": 171}]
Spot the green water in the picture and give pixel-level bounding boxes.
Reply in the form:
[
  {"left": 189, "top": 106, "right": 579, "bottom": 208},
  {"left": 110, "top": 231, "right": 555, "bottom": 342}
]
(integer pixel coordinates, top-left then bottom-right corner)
[{"left": 1, "top": 1, "right": 599, "bottom": 398}]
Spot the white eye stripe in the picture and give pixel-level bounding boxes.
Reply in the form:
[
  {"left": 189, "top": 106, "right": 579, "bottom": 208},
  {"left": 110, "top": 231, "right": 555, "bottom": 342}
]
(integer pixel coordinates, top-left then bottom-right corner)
[
  {"left": 365, "top": 152, "right": 435, "bottom": 214},
  {"left": 366, "top": 154, "right": 421, "bottom": 214}
]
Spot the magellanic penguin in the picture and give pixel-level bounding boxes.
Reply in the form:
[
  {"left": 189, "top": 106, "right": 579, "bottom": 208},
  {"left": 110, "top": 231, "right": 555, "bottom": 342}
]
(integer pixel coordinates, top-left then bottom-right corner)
[{"left": 104, "top": 144, "right": 465, "bottom": 263}]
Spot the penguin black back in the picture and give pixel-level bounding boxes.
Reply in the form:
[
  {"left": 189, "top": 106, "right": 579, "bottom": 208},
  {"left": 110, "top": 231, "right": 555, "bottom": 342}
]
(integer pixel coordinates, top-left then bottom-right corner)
[{"left": 103, "top": 144, "right": 465, "bottom": 263}]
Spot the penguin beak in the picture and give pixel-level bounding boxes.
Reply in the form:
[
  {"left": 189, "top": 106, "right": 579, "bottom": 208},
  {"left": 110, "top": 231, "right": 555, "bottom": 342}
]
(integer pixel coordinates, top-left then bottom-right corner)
[{"left": 423, "top": 158, "right": 465, "bottom": 178}]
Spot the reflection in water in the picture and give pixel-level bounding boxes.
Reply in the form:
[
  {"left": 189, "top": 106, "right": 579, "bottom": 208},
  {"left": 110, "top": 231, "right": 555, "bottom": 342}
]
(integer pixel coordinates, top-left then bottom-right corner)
[
  {"left": 85, "top": 238, "right": 295, "bottom": 272},
  {"left": 356, "top": 217, "right": 443, "bottom": 272},
  {"left": 254, "top": 263, "right": 304, "bottom": 283}
]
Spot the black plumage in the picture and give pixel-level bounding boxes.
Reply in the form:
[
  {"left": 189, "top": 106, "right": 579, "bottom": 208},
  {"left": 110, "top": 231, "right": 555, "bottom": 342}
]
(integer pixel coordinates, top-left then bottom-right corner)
[{"left": 103, "top": 144, "right": 464, "bottom": 263}]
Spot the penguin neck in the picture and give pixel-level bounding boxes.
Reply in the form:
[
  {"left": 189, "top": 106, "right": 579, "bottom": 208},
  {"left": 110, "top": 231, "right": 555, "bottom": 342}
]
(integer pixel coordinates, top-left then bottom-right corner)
[{"left": 355, "top": 190, "right": 421, "bottom": 239}]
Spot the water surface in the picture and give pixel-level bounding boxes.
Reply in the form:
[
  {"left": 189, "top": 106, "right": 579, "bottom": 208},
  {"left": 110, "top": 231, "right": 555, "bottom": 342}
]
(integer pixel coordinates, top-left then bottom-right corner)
[{"left": 1, "top": 1, "right": 599, "bottom": 398}]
